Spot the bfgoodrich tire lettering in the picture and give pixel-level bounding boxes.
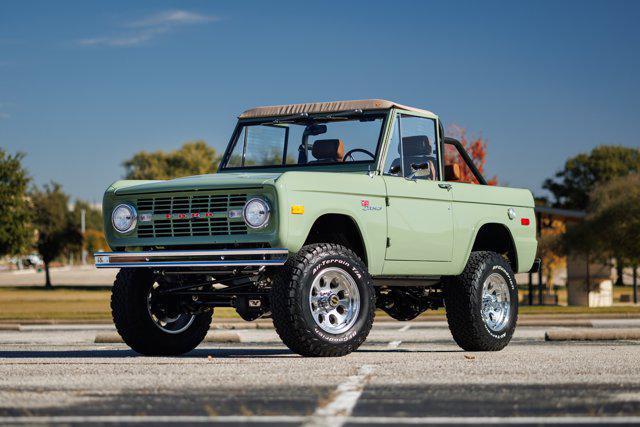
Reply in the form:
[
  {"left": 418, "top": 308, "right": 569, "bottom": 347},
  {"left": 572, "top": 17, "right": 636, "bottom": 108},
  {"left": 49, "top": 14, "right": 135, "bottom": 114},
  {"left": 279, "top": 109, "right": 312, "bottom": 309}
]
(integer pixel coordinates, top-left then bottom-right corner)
[
  {"left": 444, "top": 251, "right": 518, "bottom": 351},
  {"left": 270, "top": 243, "right": 375, "bottom": 357},
  {"left": 111, "top": 269, "right": 212, "bottom": 356}
]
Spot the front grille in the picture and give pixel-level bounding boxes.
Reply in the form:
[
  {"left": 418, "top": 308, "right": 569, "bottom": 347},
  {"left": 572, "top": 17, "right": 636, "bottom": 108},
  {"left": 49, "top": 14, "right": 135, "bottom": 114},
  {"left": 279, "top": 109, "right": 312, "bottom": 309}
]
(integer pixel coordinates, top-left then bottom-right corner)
[{"left": 136, "top": 193, "right": 248, "bottom": 238}]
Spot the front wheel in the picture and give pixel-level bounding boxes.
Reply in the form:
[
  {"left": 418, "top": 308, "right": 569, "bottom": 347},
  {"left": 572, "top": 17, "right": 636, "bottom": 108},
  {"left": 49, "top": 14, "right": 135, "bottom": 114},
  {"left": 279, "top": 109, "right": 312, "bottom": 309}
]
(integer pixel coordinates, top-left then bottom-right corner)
[
  {"left": 270, "top": 243, "right": 375, "bottom": 357},
  {"left": 111, "top": 269, "right": 212, "bottom": 355},
  {"left": 444, "top": 251, "right": 518, "bottom": 351}
]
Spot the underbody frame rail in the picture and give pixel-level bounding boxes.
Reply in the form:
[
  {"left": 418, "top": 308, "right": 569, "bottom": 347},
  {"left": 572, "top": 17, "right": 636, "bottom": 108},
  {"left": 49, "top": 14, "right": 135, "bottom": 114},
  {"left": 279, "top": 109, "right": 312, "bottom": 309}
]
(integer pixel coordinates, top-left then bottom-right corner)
[{"left": 93, "top": 248, "right": 289, "bottom": 268}]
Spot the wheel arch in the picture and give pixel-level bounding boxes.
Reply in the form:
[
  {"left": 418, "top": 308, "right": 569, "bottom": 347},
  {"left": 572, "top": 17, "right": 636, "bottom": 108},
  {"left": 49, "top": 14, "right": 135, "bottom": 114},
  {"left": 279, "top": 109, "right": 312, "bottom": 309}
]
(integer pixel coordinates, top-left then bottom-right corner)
[
  {"left": 303, "top": 213, "right": 368, "bottom": 266},
  {"left": 467, "top": 222, "right": 518, "bottom": 272}
]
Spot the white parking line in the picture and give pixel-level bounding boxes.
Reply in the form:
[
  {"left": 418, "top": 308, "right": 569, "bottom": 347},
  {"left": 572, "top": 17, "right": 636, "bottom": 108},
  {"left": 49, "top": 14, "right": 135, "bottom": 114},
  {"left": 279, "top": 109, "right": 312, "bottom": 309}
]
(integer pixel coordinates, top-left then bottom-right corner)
[
  {"left": 350, "top": 416, "right": 640, "bottom": 424},
  {"left": 387, "top": 340, "right": 402, "bottom": 349},
  {"left": 0, "top": 415, "right": 638, "bottom": 425},
  {"left": 0, "top": 415, "right": 303, "bottom": 424},
  {"left": 398, "top": 324, "right": 411, "bottom": 332},
  {"left": 303, "top": 364, "right": 374, "bottom": 427}
]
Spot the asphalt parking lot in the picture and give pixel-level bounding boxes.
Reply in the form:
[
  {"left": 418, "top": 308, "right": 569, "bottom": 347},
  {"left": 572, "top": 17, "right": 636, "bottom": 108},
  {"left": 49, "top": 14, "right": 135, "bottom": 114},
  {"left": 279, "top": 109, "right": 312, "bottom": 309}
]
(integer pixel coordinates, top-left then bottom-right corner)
[{"left": 1, "top": 320, "right": 640, "bottom": 426}]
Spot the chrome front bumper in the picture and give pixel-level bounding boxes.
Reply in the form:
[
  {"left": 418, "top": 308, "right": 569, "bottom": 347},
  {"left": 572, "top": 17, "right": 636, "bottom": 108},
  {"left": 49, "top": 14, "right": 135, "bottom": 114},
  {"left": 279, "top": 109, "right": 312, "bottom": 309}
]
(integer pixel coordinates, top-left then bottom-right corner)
[{"left": 93, "top": 248, "right": 289, "bottom": 269}]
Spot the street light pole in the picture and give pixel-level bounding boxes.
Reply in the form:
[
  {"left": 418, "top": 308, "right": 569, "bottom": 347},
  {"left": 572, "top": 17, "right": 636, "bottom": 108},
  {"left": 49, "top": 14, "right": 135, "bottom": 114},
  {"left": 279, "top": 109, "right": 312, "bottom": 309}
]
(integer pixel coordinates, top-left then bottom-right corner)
[
  {"left": 634, "top": 266, "right": 638, "bottom": 305},
  {"left": 81, "top": 208, "right": 86, "bottom": 265}
]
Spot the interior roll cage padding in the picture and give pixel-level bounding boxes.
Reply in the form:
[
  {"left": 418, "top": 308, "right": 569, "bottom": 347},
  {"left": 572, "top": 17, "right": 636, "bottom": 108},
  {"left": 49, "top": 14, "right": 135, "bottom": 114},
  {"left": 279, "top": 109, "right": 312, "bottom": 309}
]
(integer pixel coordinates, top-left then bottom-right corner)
[{"left": 443, "top": 137, "right": 488, "bottom": 185}]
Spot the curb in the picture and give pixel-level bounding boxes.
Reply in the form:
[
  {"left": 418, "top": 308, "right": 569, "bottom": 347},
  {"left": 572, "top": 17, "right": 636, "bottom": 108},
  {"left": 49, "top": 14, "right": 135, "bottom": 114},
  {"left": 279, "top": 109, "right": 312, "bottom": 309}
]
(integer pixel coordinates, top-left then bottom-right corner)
[
  {"left": 545, "top": 328, "right": 640, "bottom": 341},
  {"left": 94, "top": 333, "right": 123, "bottom": 343},
  {"left": 204, "top": 331, "right": 241, "bottom": 343},
  {"left": 518, "top": 320, "right": 593, "bottom": 327},
  {"left": 94, "top": 331, "right": 241, "bottom": 344}
]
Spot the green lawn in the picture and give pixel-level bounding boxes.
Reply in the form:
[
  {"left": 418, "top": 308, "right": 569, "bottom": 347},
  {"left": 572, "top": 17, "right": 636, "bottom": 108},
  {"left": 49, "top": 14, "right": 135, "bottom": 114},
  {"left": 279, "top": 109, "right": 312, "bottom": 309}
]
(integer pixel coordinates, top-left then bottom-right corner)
[
  {"left": 0, "top": 287, "right": 239, "bottom": 321},
  {"left": 0, "top": 287, "right": 638, "bottom": 322}
]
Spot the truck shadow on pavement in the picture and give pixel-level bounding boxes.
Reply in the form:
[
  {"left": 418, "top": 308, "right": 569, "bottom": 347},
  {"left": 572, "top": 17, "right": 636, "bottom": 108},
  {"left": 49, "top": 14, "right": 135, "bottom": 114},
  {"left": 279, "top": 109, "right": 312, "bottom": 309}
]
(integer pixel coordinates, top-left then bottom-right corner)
[
  {"left": 0, "top": 348, "right": 291, "bottom": 358},
  {"left": 0, "top": 347, "right": 461, "bottom": 359}
]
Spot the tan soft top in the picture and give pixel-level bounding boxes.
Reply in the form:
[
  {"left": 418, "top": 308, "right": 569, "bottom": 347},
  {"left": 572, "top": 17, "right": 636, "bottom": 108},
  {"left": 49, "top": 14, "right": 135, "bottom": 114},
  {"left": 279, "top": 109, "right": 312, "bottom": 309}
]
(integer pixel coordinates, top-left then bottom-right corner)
[{"left": 239, "top": 99, "right": 435, "bottom": 119}]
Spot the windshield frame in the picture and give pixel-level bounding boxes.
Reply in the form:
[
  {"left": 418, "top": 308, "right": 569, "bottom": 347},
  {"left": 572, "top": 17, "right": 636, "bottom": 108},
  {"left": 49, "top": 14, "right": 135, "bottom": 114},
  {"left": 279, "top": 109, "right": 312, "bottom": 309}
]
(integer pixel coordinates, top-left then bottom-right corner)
[{"left": 218, "top": 110, "right": 391, "bottom": 172}]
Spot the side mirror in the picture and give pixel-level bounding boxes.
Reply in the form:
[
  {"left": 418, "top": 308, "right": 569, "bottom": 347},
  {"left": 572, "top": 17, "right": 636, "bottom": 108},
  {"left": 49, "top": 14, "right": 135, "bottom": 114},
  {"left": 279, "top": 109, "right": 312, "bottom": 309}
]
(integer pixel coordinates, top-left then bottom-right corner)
[
  {"left": 411, "top": 162, "right": 431, "bottom": 171},
  {"left": 389, "top": 164, "right": 402, "bottom": 175},
  {"left": 444, "top": 164, "right": 461, "bottom": 181}
]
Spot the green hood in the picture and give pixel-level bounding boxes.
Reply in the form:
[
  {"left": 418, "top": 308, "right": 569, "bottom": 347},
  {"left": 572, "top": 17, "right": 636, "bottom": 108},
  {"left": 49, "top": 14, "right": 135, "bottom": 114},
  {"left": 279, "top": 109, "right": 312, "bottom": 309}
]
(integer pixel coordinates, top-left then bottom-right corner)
[{"left": 113, "top": 173, "right": 282, "bottom": 195}]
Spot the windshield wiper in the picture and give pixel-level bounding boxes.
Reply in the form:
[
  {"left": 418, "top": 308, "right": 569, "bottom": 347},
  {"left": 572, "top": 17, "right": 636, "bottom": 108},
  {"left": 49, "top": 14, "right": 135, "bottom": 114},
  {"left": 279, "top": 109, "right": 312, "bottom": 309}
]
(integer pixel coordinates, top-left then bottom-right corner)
[
  {"left": 261, "top": 112, "right": 309, "bottom": 125},
  {"left": 325, "top": 109, "right": 363, "bottom": 119},
  {"left": 260, "top": 109, "right": 365, "bottom": 125}
]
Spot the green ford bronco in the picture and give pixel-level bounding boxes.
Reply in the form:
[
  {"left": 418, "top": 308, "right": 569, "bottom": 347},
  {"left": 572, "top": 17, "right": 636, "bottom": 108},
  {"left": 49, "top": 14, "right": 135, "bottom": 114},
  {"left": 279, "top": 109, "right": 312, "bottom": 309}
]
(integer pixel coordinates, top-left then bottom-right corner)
[{"left": 95, "top": 99, "right": 539, "bottom": 357}]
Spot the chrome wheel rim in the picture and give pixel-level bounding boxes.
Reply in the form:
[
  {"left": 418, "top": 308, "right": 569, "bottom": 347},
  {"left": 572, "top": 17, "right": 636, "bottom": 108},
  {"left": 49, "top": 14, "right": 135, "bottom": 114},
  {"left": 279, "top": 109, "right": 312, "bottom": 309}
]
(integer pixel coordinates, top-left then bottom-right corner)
[
  {"left": 481, "top": 273, "right": 511, "bottom": 333},
  {"left": 309, "top": 267, "right": 360, "bottom": 334},
  {"left": 146, "top": 283, "right": 195, "bottom": 334}
]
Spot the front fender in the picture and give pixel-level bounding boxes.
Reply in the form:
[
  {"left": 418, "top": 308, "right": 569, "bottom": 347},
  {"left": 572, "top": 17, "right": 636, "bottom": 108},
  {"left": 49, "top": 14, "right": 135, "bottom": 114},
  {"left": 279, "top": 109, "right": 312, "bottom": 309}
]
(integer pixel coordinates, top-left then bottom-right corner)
[{"left": 275, "top": 172, "right": 387, "bottom": 275}]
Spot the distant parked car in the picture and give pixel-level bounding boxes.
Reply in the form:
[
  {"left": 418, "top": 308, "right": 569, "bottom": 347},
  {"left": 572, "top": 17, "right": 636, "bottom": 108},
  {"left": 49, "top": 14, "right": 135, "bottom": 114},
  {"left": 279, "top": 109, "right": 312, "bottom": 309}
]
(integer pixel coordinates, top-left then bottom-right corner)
[{"left": 22, "top": 254, "right": 44, "bottom": 268}]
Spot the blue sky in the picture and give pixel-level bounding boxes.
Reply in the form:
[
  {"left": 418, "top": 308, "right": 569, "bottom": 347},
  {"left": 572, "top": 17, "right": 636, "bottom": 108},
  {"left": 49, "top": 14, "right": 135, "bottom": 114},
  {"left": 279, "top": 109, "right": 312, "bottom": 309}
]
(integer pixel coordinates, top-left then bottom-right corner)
[{"left": 1, "top": 0, "right": 638, "bottom": 202}]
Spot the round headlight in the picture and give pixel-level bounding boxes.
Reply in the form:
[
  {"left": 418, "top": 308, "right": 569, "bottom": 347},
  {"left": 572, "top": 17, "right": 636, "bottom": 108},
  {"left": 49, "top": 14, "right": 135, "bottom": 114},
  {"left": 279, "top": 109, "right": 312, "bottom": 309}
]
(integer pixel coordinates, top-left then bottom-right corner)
[
  {"left": 112, "top": 204, "right": 137, "bottom": 233},
  {"left": 243, "top": 198, "right": 270, "bottom": 229}
]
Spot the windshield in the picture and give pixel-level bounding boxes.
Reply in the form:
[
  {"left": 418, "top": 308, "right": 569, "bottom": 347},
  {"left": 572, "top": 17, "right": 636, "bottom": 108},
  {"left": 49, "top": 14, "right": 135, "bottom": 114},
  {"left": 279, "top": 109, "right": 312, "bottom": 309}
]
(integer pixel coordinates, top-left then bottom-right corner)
[{"left": 221, "top": 113, "right": 386, "bottom": 170}]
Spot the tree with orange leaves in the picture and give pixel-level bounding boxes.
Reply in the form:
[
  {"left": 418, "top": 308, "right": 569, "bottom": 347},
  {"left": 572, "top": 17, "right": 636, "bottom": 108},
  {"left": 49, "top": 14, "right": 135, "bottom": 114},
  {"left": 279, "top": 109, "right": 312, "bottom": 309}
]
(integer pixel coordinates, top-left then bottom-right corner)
[{"left": 445, "top": 125, "right": 498, "bottom": 185}]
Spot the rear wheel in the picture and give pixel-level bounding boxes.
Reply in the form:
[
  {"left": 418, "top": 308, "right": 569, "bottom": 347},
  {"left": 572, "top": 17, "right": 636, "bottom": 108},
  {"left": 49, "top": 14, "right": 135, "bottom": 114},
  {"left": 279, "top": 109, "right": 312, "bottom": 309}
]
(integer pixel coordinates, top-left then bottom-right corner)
[
  {"left": 111, "top": 269, "right": 212, "bottom": 355},
  {"left": 270, "top": 243, "right": 375, "bottom": 357},
  {"left": 444, "top": 251, "right": 518, "bottom": 351}
]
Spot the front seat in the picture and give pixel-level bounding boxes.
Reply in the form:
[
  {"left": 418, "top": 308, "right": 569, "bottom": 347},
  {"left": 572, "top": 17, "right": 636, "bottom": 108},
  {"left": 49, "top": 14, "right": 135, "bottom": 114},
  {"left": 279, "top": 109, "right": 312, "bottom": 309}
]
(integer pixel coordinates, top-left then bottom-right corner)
[
  {"left": 310, "top": 139, "right": 344, "bottom": 163},
  {"left": 389, "top": 135, "right": 436, "bottom": 179}
]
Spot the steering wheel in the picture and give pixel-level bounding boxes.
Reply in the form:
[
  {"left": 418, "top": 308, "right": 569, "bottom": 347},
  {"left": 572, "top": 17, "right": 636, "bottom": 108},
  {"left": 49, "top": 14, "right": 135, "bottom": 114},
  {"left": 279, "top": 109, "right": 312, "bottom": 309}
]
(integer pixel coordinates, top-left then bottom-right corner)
[{"left": 343, "top": 148, "right": 375, "bottom": 162}]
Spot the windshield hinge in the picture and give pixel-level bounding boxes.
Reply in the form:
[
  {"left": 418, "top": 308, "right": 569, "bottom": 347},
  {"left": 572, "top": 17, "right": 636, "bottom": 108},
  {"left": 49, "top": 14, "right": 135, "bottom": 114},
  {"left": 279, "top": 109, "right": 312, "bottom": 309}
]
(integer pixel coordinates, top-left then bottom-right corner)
[{"left": 386, "top": 237, "right": 391, "bottom": 248}]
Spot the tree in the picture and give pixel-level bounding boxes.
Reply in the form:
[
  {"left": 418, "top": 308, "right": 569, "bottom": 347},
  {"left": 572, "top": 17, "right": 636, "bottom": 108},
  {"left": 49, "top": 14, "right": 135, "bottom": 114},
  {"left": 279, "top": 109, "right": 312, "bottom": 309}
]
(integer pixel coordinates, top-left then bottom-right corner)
[
  {"left": 537, "top": 216, "right": 566, "bottom": 292},
  {"left": 446, "top": 125, "right": 498, "bottom": 185},
  {"left": 72, "top": 200, "right": 103, "bottom": 231},
  {"left": 588, "top": 174, "right": 640, "bottom": 297},
  {"left": 544, "top": 145, "right": 640, "bottom": 285},
  {"left": 72, "top": 200, "right": 105, "bottom": 264},
  {"left": 543, "top": 145, "right": 640, "bottom": 210},
  {"left": 0, "top": 149, "right": 33, "bottom": 258},
  {"left": 562, "top": 174, "right": 640, "bottom": 295},
  {"left": 30, "top": 183, "right": 83, "bottom": 288},
  {"left": 84, "top": 229, "right": 107, "bottom": 255},
  {"left": 123, "top": 141, "right": 220, "bottom": 180}
]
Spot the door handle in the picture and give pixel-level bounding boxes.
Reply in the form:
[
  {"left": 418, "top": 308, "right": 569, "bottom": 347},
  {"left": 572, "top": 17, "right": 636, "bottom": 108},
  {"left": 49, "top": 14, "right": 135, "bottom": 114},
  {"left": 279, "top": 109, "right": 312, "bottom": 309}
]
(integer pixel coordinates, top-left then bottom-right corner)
[{"left": 438, "top": 183, "right": 452, "bottom": 191}]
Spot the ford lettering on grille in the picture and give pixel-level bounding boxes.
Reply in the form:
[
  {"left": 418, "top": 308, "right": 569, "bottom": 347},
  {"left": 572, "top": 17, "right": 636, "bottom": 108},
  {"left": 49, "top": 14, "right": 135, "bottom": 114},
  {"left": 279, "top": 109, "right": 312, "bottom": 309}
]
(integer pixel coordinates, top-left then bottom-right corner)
[{"left": 135, "top": 193, "right": 248, "bottom": 238}]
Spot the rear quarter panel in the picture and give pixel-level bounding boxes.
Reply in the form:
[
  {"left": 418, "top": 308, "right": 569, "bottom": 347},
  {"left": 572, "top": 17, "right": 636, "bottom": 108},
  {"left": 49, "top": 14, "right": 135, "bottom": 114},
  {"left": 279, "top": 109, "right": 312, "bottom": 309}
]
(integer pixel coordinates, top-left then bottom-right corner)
[{"left": 450, "top": 182, "right": 538, "bottom": 274}]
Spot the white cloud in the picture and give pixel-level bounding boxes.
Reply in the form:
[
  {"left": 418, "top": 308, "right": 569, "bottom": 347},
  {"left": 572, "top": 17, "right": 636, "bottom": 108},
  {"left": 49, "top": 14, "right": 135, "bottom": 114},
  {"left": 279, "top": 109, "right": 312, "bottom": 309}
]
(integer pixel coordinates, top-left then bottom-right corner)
[
  {"left": 78, "top": 27, "right": 168, "bottom": 47},
  {"left": 77, "top": 10, "right": 220, "bottom": 48},
  {"left": 128, "top": 10, "right": 219, "bottom": 28}
]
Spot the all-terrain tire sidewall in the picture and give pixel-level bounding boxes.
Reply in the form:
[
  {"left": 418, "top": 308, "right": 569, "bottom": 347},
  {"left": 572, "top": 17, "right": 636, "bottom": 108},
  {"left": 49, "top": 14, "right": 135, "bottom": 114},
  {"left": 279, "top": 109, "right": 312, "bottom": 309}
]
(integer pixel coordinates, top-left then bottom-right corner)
[
  {"left": 271, "top": 243, "right": 375, "bottom": 357},
  {"left": 445, "top": 251, "right": 518, "bottom": 351},
  {"left": 301, "top": 253, "right": 372, "bottom": 344},
  {"left": 476, "top": 261, "right": 518, "bottom": 341}
]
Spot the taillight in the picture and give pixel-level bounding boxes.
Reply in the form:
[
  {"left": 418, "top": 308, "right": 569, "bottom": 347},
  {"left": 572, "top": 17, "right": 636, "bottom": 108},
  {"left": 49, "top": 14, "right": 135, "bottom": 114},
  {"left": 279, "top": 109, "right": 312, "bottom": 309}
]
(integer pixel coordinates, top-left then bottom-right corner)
[{"left": 521, "top": 218, "right": 530, "bottom": 226}]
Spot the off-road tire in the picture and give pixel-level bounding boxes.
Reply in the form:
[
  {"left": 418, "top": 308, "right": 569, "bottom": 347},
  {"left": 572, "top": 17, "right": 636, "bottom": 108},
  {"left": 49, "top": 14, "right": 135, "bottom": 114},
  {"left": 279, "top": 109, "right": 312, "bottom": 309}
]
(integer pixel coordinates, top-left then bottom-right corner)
[
  {"left": 111, "top": 269, "right": 212, "bottom": 356},
  {"left": 444, "top": 251, "right": 518, "bottom": 351},
  {"left": 270, "top": 243, "right": 375, "bottom": 357}
]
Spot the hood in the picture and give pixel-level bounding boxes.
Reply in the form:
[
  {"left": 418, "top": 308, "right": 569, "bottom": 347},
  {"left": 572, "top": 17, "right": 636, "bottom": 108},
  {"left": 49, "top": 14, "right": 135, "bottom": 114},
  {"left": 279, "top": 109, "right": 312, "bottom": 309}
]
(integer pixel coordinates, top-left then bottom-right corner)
[{"left": 113, "top": 172, "right": 282, "bottom": 195}]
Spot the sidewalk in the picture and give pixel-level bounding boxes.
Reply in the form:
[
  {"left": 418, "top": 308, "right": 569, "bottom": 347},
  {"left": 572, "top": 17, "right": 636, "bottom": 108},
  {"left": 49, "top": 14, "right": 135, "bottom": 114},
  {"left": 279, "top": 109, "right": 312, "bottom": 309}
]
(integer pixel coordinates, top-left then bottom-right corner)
[{"left": 0, "top": 266, "right": 116, "bottom": 287}]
